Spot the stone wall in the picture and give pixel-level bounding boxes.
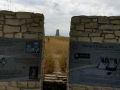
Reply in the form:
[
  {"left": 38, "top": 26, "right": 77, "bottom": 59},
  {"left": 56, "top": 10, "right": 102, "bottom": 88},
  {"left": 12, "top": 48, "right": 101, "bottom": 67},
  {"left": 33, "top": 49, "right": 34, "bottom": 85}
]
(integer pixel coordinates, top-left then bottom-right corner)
[
  {"left": 0, "top": 10, "right": 44, "bottom": 90},
  {"left": 69, "top": 16, "right": 120, "bottom": 90}
]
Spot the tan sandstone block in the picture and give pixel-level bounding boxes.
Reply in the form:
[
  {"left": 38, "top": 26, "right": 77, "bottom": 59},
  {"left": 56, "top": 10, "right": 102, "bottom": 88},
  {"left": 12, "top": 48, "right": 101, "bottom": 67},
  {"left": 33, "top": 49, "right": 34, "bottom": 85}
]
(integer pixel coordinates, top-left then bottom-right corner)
[
  {"left": 0, "top": 82, "right": 9, "bottom": 86},
  {"left": 111, "top": 20, "right": 120, "bottom": 24},
  {"left": 18, "top": 82, "right": 27, "bottom": 88},
  {"left": 21, "top": 25, "right": 27, "bottom": 32},
  {"left": 39, "top": 33, "right": 44, "bottom": 39},
  {"left": 28, "top": 82, "right": 36, "bottom": 88},
  {"left": 85, "top": 29, "right": 93, "bottom": 32},
  {"left": 4, "top": 25, "right": 20, "bottom": 33},
  {"left": 28, "top": 27, "right": 44, "bottom": 33},
  {"left": 81, "top": 18, "right": 91, "bottom": 22},
  {"left": 89, "top": 30, "right": 102, "bottom": 36},
  {"left": 16, "top": 12, "right": 32, "bottom": 18},
  {"left": 78, "top": 37, "right": 90, "bottom": 42},
  {"left": 76, "top": 25, "right": 84, "bottom": 30},
  {"left": 7, "top": 87, "right": 20, "bottom": 90},
  {"left": 40, "top": 21, "right": 44, "bottom": 26},
  {"left": 71, "top": 16, "right": 80, "bottom": 24},
  {"left": 5, "top": 15, "right": 14, "bottom": 18},
  {"left": 103, "top": 30, "right": 113, "bottom": 33},
  {"left": 14, "top": 33, "right": 22, "bottom": 38},
  {"left": 31, "top": 23, "right": 39, "bottom": 27},
  {"left": 27, "top": 19, "right": 33, "bottom": 23},
  {"left": 0, "top": 14, "right": 4, "bottom": 20},
  {"left": 0, "top": 31, "right": 3, "bottom": 36},
  {"left": 70, "top": 31, "right": 88, "bottom": 37},
  {"left": 85, "top": 23, "right": 98, "bottom": 28},
  {"left": 99, "top": 25, "right": 120, "bottom": 30},
  {"left": 0, "top": 10, "right": 15, "bottom": 15},
  {"left": 9, "top": 81, "right": 17, "bottom": 87},
  {"left": 35, "top": 13, "right": 44, "bottom": 17},
  {"left": 109, "top": 16, "right": 120, "bottom": 19},
  {"left": 70, "top": 37, "right": 77, "bottom": 41},
  {"left": 98, "top": 16, "right": 110, "bottom": 24},
  {"left": 103, "top": 39, "right": 117, "bottom": 43},
  {"left": 35, "top": 82, "right": 40, "bottom": 88},
  {"left": 5, "top": 19, "right": 26, "bottom": 25},
  {"left": 23, "top": 34, "right": 38, "bottom": 39},
  {"left": 34, "top": 18, "right": 39, "bottom": 22},
  {"left": 91, "top": 37, "right": 104, "bottom": 42},
  {"left": 105, "top": 34, "right": 115, "bottom": 39},
  {"left": 4, "top": 34, "right": 13, "bottom": 38},
  {"left": 115, "top": 31, "right": 120, "bottom": 36}
]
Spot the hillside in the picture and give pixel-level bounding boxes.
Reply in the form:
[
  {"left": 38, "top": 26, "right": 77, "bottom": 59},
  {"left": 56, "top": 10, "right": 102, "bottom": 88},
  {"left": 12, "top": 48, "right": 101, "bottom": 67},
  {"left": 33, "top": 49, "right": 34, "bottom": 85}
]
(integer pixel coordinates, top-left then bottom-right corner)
[{"left": 44, "top": 36, "right": 69, "bottom": 74}]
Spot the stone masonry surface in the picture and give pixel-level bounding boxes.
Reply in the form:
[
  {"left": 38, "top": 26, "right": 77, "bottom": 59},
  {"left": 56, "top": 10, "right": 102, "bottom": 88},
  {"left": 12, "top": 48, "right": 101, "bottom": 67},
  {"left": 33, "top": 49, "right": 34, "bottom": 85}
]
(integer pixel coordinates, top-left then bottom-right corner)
[
  {"left": 0, "top": 10, "right": 45, "bottom": 90},
  {"left": 69, "top": 16, "right": 120, "bottom": 90}
]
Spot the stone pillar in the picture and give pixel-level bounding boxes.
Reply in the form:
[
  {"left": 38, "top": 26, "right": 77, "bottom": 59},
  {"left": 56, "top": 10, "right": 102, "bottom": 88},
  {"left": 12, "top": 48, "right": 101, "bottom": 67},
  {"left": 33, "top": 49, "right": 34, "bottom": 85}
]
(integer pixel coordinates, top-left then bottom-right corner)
[{"left": 55, "top": 29, "right": 60, "bottom": 36}]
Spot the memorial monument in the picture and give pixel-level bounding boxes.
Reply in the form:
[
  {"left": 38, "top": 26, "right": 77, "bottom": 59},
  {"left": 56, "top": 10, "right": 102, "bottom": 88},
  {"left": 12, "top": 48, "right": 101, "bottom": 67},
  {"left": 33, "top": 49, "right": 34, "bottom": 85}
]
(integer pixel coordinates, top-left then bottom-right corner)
[{"left": 55, "top": 29, "right": 60, "bottom": 36}]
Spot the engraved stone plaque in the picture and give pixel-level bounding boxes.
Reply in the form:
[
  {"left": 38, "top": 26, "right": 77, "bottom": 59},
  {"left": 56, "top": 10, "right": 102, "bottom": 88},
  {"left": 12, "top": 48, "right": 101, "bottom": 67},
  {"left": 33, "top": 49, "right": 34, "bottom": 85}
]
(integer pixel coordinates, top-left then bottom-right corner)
[
  {"left": 0, "top": 38, "right": 42, "bottom": 81},
  {"left": 69, "top": 42, "right": 120, "bottom": 88}
]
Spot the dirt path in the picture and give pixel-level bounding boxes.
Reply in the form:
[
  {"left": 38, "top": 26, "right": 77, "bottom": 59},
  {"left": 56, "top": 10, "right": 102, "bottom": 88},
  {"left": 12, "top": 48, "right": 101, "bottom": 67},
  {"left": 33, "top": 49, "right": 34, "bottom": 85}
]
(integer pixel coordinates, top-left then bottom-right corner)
[{"left": 53, "top": 54, "right": 61, "bottom": 72}]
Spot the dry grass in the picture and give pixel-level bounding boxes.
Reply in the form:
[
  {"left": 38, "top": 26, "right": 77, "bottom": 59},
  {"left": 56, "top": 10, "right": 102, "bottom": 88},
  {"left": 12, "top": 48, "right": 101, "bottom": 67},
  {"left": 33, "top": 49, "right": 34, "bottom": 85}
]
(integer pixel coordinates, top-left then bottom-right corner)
[{"left": 44, "top": 36, "right": 69, "bottom": 74}]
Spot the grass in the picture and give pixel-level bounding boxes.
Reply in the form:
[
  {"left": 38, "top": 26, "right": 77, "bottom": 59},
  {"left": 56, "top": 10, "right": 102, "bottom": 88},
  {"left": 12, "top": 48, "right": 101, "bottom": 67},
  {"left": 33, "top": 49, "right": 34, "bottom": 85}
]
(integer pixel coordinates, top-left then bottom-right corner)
[{"left": 44, "top": 36, "right": 69, "bottom": 74}]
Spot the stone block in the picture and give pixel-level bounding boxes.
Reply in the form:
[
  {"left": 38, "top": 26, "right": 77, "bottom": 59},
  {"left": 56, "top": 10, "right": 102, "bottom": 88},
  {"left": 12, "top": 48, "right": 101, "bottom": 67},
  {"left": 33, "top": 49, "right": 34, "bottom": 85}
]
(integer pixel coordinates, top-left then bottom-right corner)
[
  {"left": 0, "top": 14, "right": 4, "bottom": 20},
  {"left": 4, "top": 34, "right": 13, "bottom": 38},
  {"left": 0, "top": 82, "right": 9, "bottom": 86},
  {"left": 39, "top": 33, "right": 44, "bottom": 39},
  {"left": 0, "top": 21, "right": 4, "bottom": 24},
  {"left": 18, "top": 82, "right": 27, "bottom": 88},
  {"left": 92, "top": 19, "right": 97, "bottom": 22},
  {"left": 5, "top": 15, "right": 14, "bottom": 18},
  {"left": 70, "top": 31, "right": 88, "bottom": 37},
  {"left": 103, "top": 39, "right": 117, "bottom": 43},
  {"left": 0, "top": 86, "right": 5, "bottom": 90},
  {"left": 105, "top": 34, "right": 115, "bottom": 39},
  {"left": 115, "top": 31, "right": 120, "bottom": 36},
  {"left": 111, "top": 20, "right": 120, "bottom": 24},
  {"left": 23, "top": 34, "right": 38, "bottom": 39},
  {"left": 78, "top": 37, "right": 90, "bottom": 42},
  {"left": 39, "top": 21, "right": 44, "bottom": 26},
  {"left": 16, "top": 12, "right": 32, "bottom": 18},
  {"left": 89, "top": 30, "right": 102, "bottom": 36},
  {"left": 91, "top": 37, "right": 104, "bottom": 42},
  {"left": 7, "top": 87, "right": 20, "bottom": 90},
  {"left": 109, "top": 16, "right": 120, "bottom": 19},
  {"left": 103, "top": 30, "right": 113, "bottom": 33},
  {"left": 35, "top": 13, "right": 44, "bottom": 17},
  {"left": 28, "top": 27, "right": 44, "bottom": 33},
  {"left": 99, "top": 25, "right": 120, "bottom": 30},
  {"left": 0, "top": 31, "right": 3, "bottom": 36},
  {"left": 31, "top": 23, "right": 39, "bottom": 27},
  {"left": 34, "top": 18, "right": 39, "bottom": 22},
  {"left": 28, "top": 82, "right": 36, "bottom": 88},
  {"left": 0, "top": 25, "right": 2, "bottom": 28},
  {"left": 76, "top": 25, "right": 84, "bottom": 30},
  {"left": 5, "top": 19, "right": 26, "bottom": 25},
  {"left": 4, "top": 25, "right": 20, "bottom": 33},
  {"left": 21, "top": 25, "right": 27, "bottom": 32},
  {"left": 98, "top": 16, "right": 110, "bottom": 24},
  {"left": 81, "top": 18, "right": 91, "bottom": 22},
  {"left": 35, "top": 82, "right": 40, "bottom": 88},
  {"left": 9, "top": 81, "right": 17, "bottom": 87},
  {"left": 70, "top": 37, "right": 77, "bottom": 41},
  {"left": 0, "top": 10, "right": 15, "bottom": 15},
  {"left": 71, "top": 16, "right": 80, "bottom": 24},
  {"left": 85, "top": 23, "right": 98, "bottom": 28},
  {"left": 27, "top": 19, "right": 33, "bottom": 23},
  {"left": 85, "top": 29, "right": 93, "bottom": 32},
  {"left": 14, "top": 33, "right": 22, "bottom": 38}
]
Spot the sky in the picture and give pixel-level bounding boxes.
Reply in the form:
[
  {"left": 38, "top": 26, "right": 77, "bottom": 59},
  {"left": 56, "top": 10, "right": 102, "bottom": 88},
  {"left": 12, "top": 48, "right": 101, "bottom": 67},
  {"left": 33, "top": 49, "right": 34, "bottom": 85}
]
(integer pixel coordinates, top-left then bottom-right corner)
[{"left": 0, "top": 0, "right": 120, "bottom": 36}]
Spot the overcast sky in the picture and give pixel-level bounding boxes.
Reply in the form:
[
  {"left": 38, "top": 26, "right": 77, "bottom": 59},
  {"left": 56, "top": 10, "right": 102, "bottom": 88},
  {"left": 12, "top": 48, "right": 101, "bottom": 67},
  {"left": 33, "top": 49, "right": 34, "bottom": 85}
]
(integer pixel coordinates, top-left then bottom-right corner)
[{"left": 0, "top": 0, "right": 120, "bottom": 36}]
